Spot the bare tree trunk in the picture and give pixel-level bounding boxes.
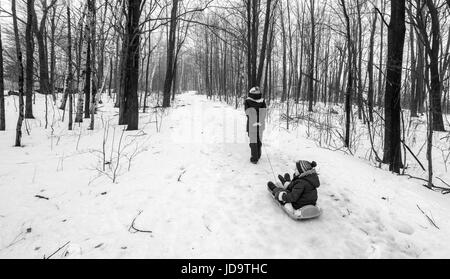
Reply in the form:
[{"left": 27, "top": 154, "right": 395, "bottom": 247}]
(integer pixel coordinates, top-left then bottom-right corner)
[
  {"left": 31, "top": 1, "right": 53, "bottom": 102},
  {"left": 426, "top": 79, "right": 434, "bottom": 188},
  {"left": 204, "top": 28, "right": 210, "bottom": 98},
  {"left": 368, "top": 9, "right": 377, "bottom": 122},
  {"left": 162, "top": 0, "right": 179, "bottom": 107},
  {"left": 264, "top": 21, "right": 274, "bottom": 100},
  {"left": 356, "top": 0, "right": 363, "bottom": 120},
  {"left": 50, "top": 5, "right": 56, "bottom": 102},
  {"left": 416, "top": 1, "right": 425, "bottom": 114},
  {"left": 383, "top": 0, "right": 405, "bottom": 173},
  {"left": 409, "top": 1, "right": 418, "bottom": 118},
  {"left": 89, "top": 0, "right": 97, "bottom": 130},
  {"left": 425, "top": 0, "right": 445, "bottom": 131},
  {"left": 296, "top": 4, "right": 305, "bottom": 104},
  {"left": 341, "top": 0, "right": 352, "bottom": 148},
  {"left": 25, "top": 0, "right": 35, "bottom": 119},
  {"left": 121, "top": 0, "right": 141, "bottom": 130},
  {"left": 97, "top": 0, "right": 109, "bottom": 97},
  {"left": 335, "top": 46, "right": 345, "bottom": 104},
  {"left": 108, "top": 56, "right": 113, "bottom": 97},
  {"left": 84, "top": 5, "right": 92, "bottom": 119},
  {"left": 12, "top": 0, "right": 25, "bottom": 146},
  {"left": 377, "top": 0, "right": 385, "bottom": 108},
  {"left": 251, "top": 0, "right": 258, "bottom": 87},
  {"left": 67, "top": 4, "right": 74, "bottom": 130},
  {"left": 323, "top": 21, "right": 330, "bottom": 106},
  {"left": 246, "top": 1, "right": 252, "bottom": 90},
  {"left": 171, "top": 58, "right": 178, "bottom": 101},
  {"left": 280, "top": 2, "right": 287, "bottom": 103},
  {"left": 256, "top": 0, "right": 274, "bottom": 86},
  {"left": 143, "top": 25, "right": 152, "bottom": 113},
  {"left": 0, "top": 27, "right": 4, "bottom": 131},
  {"left": 308, "top": 0, "right": 315, "bottom": 112},
  {"left": 75, "top": 5, "right": 87, "bottom": 123},
  {"left": 286, "top": 0, "right": 294, "bottom": 129},
  {"left": 114, "top": 34, "right": 121, "bottom": 107}
]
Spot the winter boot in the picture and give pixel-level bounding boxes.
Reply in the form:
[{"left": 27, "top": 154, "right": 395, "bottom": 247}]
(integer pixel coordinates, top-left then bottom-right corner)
[
  {"left": 257, "top": 142, "right": 262, "bottom": 160},
  {"left": 278, "top": 175, "right": 286, "bottom": 185},
  {"left": 250, "top": 143, "right": 259, "bottom": 164},
  {"left": 267, "top": 181, "right": 277, "bottom": 192},
  {"left": 284, "top": 173, "right": 291, "bottom": 183}
]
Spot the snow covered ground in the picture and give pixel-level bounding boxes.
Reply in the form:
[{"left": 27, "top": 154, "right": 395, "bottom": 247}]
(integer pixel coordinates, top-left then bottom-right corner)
[{"left": 1, "top": 91, "right": 450, "bottom": 258}]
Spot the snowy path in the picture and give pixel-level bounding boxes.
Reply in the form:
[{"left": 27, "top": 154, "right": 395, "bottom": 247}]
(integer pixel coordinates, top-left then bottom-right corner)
[{"left": 1, "top": 92, "right": 450, "bottom": 258}]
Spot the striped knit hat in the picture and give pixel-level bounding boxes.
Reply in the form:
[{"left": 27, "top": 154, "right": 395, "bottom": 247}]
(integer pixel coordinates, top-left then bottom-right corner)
[
  {"left": 248, "top": 87, "right": 262, "bottom": 100},
  {"left": 296, "top": 160, "right": 317, "bottom": 174}
]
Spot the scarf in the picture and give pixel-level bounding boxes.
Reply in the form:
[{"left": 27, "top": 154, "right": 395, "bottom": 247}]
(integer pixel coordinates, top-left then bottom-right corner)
[{"left": 294, "top": 169, "right": 317, "bottom": 180}]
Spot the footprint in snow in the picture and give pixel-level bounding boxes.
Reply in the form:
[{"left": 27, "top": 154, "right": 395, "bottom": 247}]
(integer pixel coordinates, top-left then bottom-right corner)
[{"left": 391, "top": 218, "right": 415, "bottom": 235}]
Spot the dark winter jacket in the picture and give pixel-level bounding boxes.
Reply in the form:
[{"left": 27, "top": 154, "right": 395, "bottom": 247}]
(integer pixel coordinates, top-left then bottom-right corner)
[
  {"left": 278, "top": 170, "right": 320, "bottom": 209},
  {"left": 244, "top": 96, "right": 267, "bottom": 142}
]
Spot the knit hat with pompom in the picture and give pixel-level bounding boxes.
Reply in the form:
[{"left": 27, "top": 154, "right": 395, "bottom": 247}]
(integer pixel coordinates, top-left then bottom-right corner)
[{"left": 296, "top": 160, "right": 317, "bottom": 174}]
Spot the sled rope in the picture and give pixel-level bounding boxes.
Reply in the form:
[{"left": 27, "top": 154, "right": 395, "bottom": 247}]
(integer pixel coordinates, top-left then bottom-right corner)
[{"left": 263, "top": 142, "right": 277, "bottom": 182}]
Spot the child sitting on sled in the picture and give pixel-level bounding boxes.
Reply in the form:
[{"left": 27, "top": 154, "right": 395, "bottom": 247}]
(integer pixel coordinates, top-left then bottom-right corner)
[{"left": 267, "top": 160, "right": 320, "bottom": 213}]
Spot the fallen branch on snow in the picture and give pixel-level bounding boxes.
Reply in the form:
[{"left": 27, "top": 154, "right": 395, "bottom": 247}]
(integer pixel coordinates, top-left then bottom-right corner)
[
  {"left": 436, "top": 177, "right": 450, "bottom": 189},
  {"left": 44, "top": 241, "right": 71, "bottom": 259},
  {"left": 416, "top": 205, "right": 439, "bottom": 229},
  {"left": 402, "top": 174, "right": 450, "bottom": 194},
  {"left": 129, "top": 211, "right": 152, "bottom": 234},
  {"left": 204, "top": 225, "right": 212, "bottom": 232},
  {"left": 403, "top": 174, "right": 430, "bottom": 184},
  {"left": 3, "top": 231, "right": 26, "bottom": 250},
  {"left": 178, "top": 170, "right": 187, "bottom": 182}
]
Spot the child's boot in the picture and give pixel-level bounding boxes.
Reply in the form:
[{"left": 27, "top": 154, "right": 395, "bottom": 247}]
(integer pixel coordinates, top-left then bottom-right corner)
[
  {"left": 284, "top": 173, "right": 291, "bottom": 183},
  {"left": 278, "top": 174, "right": 286, "bottom": 185},
  {"left": 267, "top": 181, "right": 277, "bottom": 192}
]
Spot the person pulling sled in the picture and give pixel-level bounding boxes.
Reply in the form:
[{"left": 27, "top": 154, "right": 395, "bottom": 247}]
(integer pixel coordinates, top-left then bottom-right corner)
[{"left": 245, "top": 87, "right": 267, "bottom": 164}]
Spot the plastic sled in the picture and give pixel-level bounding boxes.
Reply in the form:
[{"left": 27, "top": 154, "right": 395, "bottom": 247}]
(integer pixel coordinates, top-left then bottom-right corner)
[{"left": 271, "top": 193, "right": 322, "bottom": 220}]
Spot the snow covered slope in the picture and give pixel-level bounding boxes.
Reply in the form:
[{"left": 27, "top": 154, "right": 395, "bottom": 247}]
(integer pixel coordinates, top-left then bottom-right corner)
[{"left": 0, "top": 92, "right": 449, "bottom": 258}]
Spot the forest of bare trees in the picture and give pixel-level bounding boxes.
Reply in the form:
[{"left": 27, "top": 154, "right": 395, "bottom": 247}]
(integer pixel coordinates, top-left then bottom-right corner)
[
  {"left": 2, "top": 0, "right": 450, "bottom": 260},
  {"left": 0, "top": 0, "right": 449, "bottom": 183}
]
